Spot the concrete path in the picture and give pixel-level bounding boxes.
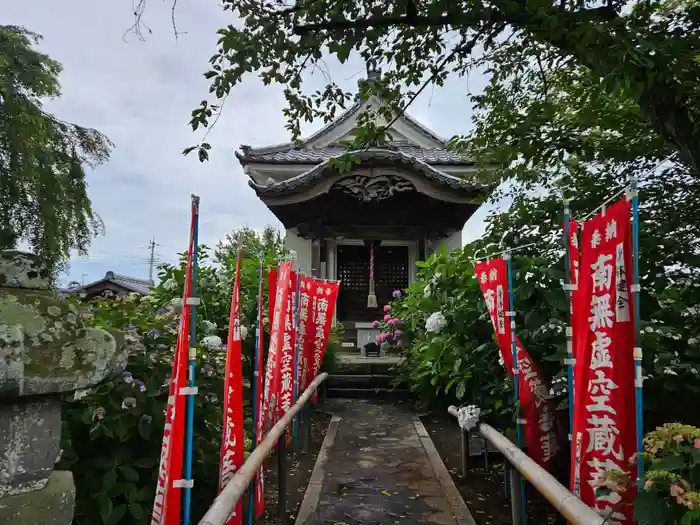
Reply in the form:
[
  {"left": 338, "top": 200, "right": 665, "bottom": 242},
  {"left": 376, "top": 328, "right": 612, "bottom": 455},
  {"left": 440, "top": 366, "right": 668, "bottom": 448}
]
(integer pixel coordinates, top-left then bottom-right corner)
[{"left": 295, "top": 399, "right": 475, "bottom": 525}]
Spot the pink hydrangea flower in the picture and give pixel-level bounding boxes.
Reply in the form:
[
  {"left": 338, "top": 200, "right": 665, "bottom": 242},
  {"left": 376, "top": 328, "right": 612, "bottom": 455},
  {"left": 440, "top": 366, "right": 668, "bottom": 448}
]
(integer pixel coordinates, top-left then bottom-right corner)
[
  {"left": 383, "top": 304, "right": 392, "bottom": 312},
  {"left": 694, "top": 438, "right": 700, "bottom": 449},
  {"left": 673, "top": 434, "right": 684, "bottom": 443},
  {"left": 644, "top": 480, "right": 653, "bottom": 490},
  {"left": 371, "top": 320, "right": 379, "bottom": 329},
  {"left": 384, "top": 314, "right": 391, "bottom": 322},
  {"left": 670, "top": 484, "right": 685, "bottom": 497}
]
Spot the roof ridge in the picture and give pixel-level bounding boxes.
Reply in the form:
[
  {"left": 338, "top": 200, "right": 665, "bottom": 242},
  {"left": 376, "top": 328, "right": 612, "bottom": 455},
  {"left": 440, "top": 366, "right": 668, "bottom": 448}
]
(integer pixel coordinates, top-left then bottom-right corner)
[{"left": 238, "top": 101, "right": 448, "bottom": 156}]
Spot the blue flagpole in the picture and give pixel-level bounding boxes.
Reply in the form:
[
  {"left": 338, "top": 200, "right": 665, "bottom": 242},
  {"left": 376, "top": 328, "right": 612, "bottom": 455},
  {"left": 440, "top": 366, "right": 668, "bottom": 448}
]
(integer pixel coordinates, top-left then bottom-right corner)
[
  {"left": 630, "top": 176, "right": 644, "bottom": 480},
  {"left": 292, "top": 271, "right": 302, "bottom": 443},
  {"left": 183, "top": 195, "right": 200, "bottom": 525},
  {"left": 505, "top": 251, "right": 527, "bottom": 525},
  {"left": 249, "top": 254, "right": 264, "bottom": 525},
  {"left": 562, "top": 200, "right": 575, "bottom": 438}
]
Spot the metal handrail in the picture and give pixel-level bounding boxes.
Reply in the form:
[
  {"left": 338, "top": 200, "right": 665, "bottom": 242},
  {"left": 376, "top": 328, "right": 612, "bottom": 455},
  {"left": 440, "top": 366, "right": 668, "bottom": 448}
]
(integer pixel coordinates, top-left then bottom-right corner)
[
  {"left": 199, "top": 373, "right": 329, "bottom": 525},
  {"left": 447, "top": 405, "right": 604, "bottom": 525}
]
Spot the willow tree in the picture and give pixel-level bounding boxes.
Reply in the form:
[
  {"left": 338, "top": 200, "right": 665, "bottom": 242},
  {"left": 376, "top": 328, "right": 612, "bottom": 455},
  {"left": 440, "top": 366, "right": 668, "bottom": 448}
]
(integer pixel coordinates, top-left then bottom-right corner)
[
  {"left": 0, "top": 25, "right": 112, "bottom": 274},
  {"left": 178, "top": 0, "right": 698, "bottom": 175}
]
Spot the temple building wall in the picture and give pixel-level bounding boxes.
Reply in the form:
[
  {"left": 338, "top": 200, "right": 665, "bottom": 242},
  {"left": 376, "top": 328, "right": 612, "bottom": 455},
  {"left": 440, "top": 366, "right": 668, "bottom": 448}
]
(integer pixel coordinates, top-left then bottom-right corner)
[{"left": 284, "top": 228, "right": 312, "bottom": 273}]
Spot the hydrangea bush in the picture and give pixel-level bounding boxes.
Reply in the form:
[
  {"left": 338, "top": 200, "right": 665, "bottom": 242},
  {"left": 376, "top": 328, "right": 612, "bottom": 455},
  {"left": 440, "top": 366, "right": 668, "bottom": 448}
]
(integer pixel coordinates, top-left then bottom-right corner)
[{"left": 597, "top": 423, "right": 700, "bottom": 524}]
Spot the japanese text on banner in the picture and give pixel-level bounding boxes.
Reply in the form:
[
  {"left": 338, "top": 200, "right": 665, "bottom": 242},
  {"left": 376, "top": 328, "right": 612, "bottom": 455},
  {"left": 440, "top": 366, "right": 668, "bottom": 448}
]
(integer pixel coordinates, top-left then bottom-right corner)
[
  {"left": 311, "top": 281, "right": 339, "bottom": 399},
  {"left": 218, "top": 250, "right": 244, "bottom": 525},
  {"left": 570, "top": 198, "right": 636, "bottom": 525},
  {"left": 475, "top": 258, "right": 558, "bottom": 468},
  {"left": 261, "top": 262, "right": 292, "bottom": 433}
]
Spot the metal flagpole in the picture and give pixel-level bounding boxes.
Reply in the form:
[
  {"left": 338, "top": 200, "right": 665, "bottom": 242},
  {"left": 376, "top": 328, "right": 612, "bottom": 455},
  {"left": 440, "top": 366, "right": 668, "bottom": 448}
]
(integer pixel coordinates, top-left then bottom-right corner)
[
  {"left": 248, "top": 254, "right": 264, "bottom": 525},
  {"left": 292, "top": 270, "right": 302, "bottom": 443},
  {"left": 505, "top": 251, "right": 527, "bottom": 525},
  {"left": 183, "top": 195, "right": 200, "bottom": 525},
  {"left": 562, "top": 200, "right": 575, "bottom": 438},
  {"left": 629, "top": 176, "right": 644, "bottom": 480}
]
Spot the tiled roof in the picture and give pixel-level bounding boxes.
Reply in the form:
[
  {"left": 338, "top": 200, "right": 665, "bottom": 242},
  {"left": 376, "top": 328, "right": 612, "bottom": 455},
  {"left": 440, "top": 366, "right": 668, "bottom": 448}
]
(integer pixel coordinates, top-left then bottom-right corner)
[
  {"left": 249, "top": 149, "right": 483, "bottom": 196},
  {"left": 237, "top": 145, "right": 469, "bottom": 165},
  {"left": 63, "top": 271, "right": 154, "bottom": 296},
  {"left": 236, "top": 100, "right": 471, "bottom": 166}
]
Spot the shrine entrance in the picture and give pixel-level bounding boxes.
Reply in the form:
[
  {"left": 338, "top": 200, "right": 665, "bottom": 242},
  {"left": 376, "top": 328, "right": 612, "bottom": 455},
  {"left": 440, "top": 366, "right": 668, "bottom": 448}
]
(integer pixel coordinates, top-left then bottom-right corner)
[{"left": 336, "top": 244, "right": 409, "bottom": 322}]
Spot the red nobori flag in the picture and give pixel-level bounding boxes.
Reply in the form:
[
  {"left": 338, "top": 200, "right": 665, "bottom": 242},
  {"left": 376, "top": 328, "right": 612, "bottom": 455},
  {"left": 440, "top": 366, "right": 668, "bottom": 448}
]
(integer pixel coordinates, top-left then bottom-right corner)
[
  {"left": 262, "top": 262, "right": 292, "bottom": 431},
  {"left": 253, "top": 262, "right": 266, "bottom": 518},
  {"left": 298, "top": 276, "right": 317, "bottom": 391},
  {"left": 568, "top": 219, "right": 582, "bottom": 352},
  {"left": 278, "top": 271, "right": 297, "bottom": 441},
  {"left": 311, "top": 281, "right": 339, "bottom": 401},
  {"left": 570, "top": 198, "right": 636, "bottom": 524},
  {"left": 475, "top": 258, "right": 558, "bottom": 468},
  {"left": 268, "top": 269, "right": 277, "bottom": 333},
  {"left": 218, "top": 249, "right": 244, "bottom": 525},
  {"left": 151, "top": 203, "right": 196, "bottom": 525}
]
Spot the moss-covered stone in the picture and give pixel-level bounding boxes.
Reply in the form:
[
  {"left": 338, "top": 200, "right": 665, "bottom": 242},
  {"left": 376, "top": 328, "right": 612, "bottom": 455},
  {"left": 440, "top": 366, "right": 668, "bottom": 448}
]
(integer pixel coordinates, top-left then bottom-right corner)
[
  {"left": 0, "top": 251, "right": 51, "bottom": 290},
  {"left": 0, "top": 251, "right": 128, "bottom": 397},
  {"left": 0, "top": 471, "right": 75, "bottom": 525}
]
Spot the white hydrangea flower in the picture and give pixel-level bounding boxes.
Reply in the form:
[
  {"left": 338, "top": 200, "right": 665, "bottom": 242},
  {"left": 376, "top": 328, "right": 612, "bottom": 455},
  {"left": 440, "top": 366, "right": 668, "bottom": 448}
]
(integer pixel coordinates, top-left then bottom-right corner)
[
  {"left": 425, "top": 312, "right": 447, "bottom": 333},
  {"left": 202, "top": 335, "right": 224, "bottom": 350},
  {"left": 498, "top": 353, "right": 505, "bottom": 368},
  {"left": 202, "top": 320, "right": 218, "bottom": 334},
  {"left": 423, "top": 284, "right": 432, "bottom": 298},
  {"left": 170, "top": 297, "right": 183, "bottom": 308},
  {"left": 163, "top": 278, "right": 178, "bottom": 291},
  {"left": 240, "top": 325, "right": 248, "bottom": 340},
  {"left": 689, "top": 338, "right": 698, "bottom": 346},
  {"left": 663, "top": 367, "right": 678, "bottom": 376}
]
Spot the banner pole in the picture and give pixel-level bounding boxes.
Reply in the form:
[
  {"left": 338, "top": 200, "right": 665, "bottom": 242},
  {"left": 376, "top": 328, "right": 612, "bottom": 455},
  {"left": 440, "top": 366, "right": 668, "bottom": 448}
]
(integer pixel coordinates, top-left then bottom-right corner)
[
  {"left": 629, "top": 176, "right": 644, "bottom": 480},
  {"left": 505, "top": 251, "right": 527, "bottom": 525},
  {"left": 562, "top": 200, "right": 575, "bottom": 438},
  {"left": 183, "top": 195, "right": 200, "bottom": 525},
  {"left": 292, "top": 271, "right": 302, "bottom": 443}
]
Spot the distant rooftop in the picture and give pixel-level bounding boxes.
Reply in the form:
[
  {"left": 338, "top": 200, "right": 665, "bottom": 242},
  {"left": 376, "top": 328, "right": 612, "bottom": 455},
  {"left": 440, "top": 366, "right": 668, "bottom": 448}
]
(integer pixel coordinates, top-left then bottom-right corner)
[{"left": 60, "top": 271, "right": 154, "bottom": 296}]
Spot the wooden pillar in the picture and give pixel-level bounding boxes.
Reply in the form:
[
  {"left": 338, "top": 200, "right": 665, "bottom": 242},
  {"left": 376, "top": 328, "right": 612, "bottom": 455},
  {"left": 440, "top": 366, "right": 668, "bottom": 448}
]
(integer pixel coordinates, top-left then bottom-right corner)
[{"left": 311, "top": 238, "right": 322, "bottom": 278}]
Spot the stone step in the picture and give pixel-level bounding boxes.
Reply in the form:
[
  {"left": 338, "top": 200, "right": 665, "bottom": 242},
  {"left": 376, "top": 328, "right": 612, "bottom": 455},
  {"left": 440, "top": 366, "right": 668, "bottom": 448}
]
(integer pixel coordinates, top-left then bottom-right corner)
[
  {"left": 334, "top": 360, "right": 396, "bottom": 376},
  {"left": 326, "top": 387, "right": 413, "bottom": 401},
  {"left": 327, "top": 374, "right": 394, "bottom": 390}
]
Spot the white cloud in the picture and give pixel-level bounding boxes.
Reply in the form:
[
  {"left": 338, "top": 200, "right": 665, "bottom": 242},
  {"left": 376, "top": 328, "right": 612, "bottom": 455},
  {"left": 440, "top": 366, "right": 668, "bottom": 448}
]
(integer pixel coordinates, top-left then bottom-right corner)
[{"left": 2, "top": 1, "right": 490, "bottom": 286}]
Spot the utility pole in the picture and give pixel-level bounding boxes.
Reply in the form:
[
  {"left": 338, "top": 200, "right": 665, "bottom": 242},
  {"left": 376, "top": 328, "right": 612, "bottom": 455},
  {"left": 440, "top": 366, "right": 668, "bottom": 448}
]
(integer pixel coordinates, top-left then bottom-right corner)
[
  {"left": 81, "top": 273, "right": 88, "bottom": 286},
  {"left": 148, "top": 236, "right": 159, "bottom": 283}
]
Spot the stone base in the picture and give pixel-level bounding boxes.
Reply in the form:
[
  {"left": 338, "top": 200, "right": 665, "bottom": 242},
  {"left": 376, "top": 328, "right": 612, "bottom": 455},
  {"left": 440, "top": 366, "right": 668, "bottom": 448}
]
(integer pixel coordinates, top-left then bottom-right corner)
[{"left": 0, "top": 471, "right": 75, "bottom": 525}]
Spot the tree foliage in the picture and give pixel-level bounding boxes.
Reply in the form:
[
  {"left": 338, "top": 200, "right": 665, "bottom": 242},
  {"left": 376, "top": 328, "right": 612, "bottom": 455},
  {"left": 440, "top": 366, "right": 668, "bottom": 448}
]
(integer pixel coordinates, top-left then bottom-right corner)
[
  {"left": 183, "top": 0, "right": 699, "bottom": 174},
  {"left": 0, "top": 25, "right": 112, "bottom": 274}
]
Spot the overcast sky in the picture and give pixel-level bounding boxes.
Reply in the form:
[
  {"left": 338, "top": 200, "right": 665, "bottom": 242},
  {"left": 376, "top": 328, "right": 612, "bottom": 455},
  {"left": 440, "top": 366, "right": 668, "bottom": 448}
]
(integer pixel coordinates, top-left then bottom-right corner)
[{"left": 2, "top": 1, "right": 494, "bottom": 287}]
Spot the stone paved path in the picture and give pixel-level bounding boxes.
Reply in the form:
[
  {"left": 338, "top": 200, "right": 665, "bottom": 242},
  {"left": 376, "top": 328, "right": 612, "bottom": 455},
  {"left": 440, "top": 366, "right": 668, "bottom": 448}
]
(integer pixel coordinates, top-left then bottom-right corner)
[{"left": 297, "top": 399, "right": 472, "bottom": 525}]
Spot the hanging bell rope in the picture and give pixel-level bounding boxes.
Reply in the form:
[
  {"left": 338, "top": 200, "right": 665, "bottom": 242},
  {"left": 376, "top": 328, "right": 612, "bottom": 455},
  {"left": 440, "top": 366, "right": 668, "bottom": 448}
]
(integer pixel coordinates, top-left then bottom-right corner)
[{"left": 367, "top": 241, "right": 378, "bottom": 308}]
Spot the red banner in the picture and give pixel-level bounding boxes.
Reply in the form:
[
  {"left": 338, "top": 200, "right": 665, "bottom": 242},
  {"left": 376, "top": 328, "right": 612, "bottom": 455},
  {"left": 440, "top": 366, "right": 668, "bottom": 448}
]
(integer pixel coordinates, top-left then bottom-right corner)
[
  {"left": 151, "top": 203, "right": 196, "bottom": 525},
  {"left": 297, "top": 276, "right": 317, "bottom": 392},
  {"left": 475, "top": 258, "right": 558, "bottom": 468},
  {"left": 218, "top": 249, "right": 244, "bottom": 525},
  {"left": 278, "top": 271, "right": 297, "bottom": 442},
  {"left": 268, "top": 269, "right": 277, "bottom": 334},
  {"left": 570, "top": 198, "right": 636, "bottom": 524},
  {"left": 567, "top": 219, "right": 581, "bottom": 354},
  {"left": 262, "top": 262, "right": 292, "bottom": 432},
  {"left": 311, "top": 281, "right": 339, "bottom": 401},
  {"left": 253, "top": 261, "right": 266, "bottom": 518}
]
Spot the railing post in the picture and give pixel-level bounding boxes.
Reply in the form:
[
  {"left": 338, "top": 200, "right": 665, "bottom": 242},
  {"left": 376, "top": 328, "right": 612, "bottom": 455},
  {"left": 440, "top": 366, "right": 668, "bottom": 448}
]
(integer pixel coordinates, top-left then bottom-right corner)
[
  {"left": 277, "top": 435, "right": 287, "bottom": 519},
  {"left": 304, "top": 404, "right": 312, "bottom": 450},
  {"left": 508, "top": 461, "right": 524, "bottom": 525},
  {"left": 460, "top": 428, "right": 470, "bottom": 478}
]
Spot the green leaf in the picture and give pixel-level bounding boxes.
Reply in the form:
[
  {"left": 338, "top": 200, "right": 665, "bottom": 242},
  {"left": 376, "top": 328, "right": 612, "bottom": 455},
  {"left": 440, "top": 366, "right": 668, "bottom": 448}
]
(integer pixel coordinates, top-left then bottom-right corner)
[
  {"left": 129, "top": 502, "right": 146, "bottom": 520},
  {"left": 98, "top": 496, "right": 113, "bottom": 523},
  {"left": 651, "top": 454, "right": 686, "bottom": 471},
  {"left": 119, "top": 466, "right": 139, "bottom": 482},
  {"left": 102, "top": 470, "right": 117, "bottom": 493},
  {"left": 106, "top": 504, "right": 127, "bottom": 525},
  {"left": 456, "top": 381, "right": 466, "bottom": 400}
]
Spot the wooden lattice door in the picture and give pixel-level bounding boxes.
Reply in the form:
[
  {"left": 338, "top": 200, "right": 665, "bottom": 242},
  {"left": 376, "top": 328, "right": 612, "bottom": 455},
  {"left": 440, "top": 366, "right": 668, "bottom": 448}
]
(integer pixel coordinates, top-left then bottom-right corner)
[
  {"left": 336, "top": 244, "right": 409, "bottom": 322},
  {"left": 336, "top": 245, "right": 370, "bottom": 321}
]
